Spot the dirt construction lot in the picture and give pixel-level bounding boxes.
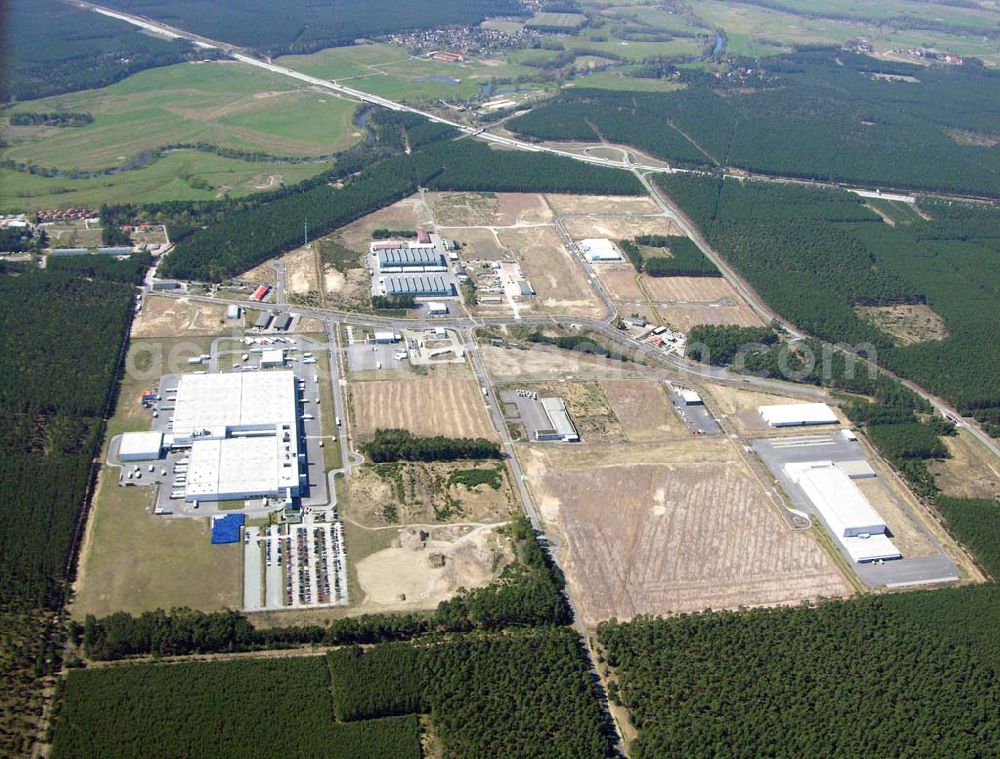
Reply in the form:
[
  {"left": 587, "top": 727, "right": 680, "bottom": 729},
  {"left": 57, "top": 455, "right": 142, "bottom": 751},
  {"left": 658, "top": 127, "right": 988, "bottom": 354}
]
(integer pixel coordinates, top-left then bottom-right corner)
[
  {"left": 519, "top": 441, "right": 850, "bottom": 625},
  {"left": 497, "top": 226, "right": 604, "bottom": 318},
  {"left": 562, "top": 215, "right": 677, "bottom": 241},
  {"left": 348, "top": 462, "right": 518, "bottom": 527},
  {"left": 426, "top": 191, "right": 552, "bottom": 226},
  {"left": 353, "top": 524, "right": 510, "bottom": 612},
  {"left": 132, "top": 296, "right": 230, "bottom": 337},
  {"left": 599, "top": 379, "right": 687, "bottom": 442},
  {"left": 544, "top": 194, "right": 660, "bottom": 216},
  {"left": 350, "top": 377, "right": 498, "bottom": 441}
]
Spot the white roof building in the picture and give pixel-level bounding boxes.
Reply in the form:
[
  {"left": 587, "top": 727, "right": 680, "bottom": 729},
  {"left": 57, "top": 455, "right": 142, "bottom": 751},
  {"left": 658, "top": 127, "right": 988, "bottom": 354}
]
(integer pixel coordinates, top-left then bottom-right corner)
[
  {"left": 260, "top": 349, "right": 284, "bottom": 368},
  {"left": 579, "top": 238, "right": 624, "bottom": 262},
  {"left": 119, "top": 431, "right": 164, "bottom": 461},
  {"left": 168, "top": 371, "right": 300, "bottom": 502},
  {"left": 760, "top": 402, "right": 839, "bottom": 427},
  {"left": 785, "top": 460, "right": 900, "bottom": 563},
  {"left": 679, "top": 389, "right": 703, "bottom": 405},
  {"left": 537, "top": 397, "right": 579, "bottom": 442}
]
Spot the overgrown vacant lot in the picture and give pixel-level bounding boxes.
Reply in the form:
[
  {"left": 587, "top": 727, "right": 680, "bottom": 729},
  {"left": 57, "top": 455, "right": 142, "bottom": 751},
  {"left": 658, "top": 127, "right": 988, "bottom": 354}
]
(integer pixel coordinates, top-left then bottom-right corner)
[
  {"left": 519, "top": 440, "right": 849, "bottom": 625},
  {"left": 350, "top": 377, "right": 497, "bottom": 441},
  {"left": 4, "top": 60, "right": 360, "bottom": 172}
]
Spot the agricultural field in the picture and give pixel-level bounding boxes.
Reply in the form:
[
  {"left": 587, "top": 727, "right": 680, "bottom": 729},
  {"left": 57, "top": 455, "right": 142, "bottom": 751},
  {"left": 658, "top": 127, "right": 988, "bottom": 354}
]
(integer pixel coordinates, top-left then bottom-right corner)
[
  {"left": 689, "top": 0, "right": 1000, "bottom": 64},
  {"left": 348, "top": 461, "right": 517, "bottom": 526},
  {"left": 596, "top": 266, "right": 763, "bottom": 331},
  {"left": 4, "top": 61, "right": 360, "bottom": 172},
  {"left": 277, "top": 42, "right": 541, "bottom": 103},
  {"left": 0, "top": 153, "right": 328, "bottom": 211},
  {"left": 518, "top": 439, "right": 850, "bottom": 625},
  {"left": 349, "top": 377, "right": 497, "bottom": 441}
]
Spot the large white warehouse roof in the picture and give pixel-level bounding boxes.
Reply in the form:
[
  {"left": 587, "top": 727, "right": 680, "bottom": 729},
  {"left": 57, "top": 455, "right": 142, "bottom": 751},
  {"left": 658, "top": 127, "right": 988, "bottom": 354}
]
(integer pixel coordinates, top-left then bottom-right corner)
[
  {"left": 760, "top": 402, "right": 839, "bottom": 427},
  {"left": 785, "top": 460, "right": 899, "bottom": 563},
  {"left": 171, "top": 371, "right": 296, "bottom": 438},
  {"left": 579, "top": 238, "right": 624, "bottom": 262}
]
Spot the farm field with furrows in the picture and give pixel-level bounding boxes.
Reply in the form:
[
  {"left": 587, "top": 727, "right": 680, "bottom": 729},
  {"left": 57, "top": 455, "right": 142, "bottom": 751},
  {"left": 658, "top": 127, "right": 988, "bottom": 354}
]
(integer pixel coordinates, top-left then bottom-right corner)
[
  {"left": 520, "top": 441, "right": 850, "bottom": 624},
  {"left": 350, "top": 377, "right": 497, "bottom": 441}
]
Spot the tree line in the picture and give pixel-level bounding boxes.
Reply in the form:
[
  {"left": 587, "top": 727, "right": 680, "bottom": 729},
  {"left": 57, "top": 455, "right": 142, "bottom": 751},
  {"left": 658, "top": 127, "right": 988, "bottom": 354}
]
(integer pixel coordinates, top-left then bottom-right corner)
[
  {"left": 80, "top": 516, "right": 569, "bottom": 660},
  {"left": 9, "top": 112, "right": 93, "bottom": 127},
  {"left": 360, "top": 429, "right": 502, "bottom": 463}
]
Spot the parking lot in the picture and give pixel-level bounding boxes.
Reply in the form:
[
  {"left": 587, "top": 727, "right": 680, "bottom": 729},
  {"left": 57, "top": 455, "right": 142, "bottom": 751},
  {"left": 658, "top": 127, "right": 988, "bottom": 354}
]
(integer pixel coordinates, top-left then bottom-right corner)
[
  {"left": 347, "top": 341, "right": 408, "bottom": 372},
  {"left": 665, "top": 385, "right": 720, "bottom": 435},
  {"left": 243, "top": 517, "right": 348, "bottom": 611},
  {"left": 753, "top": 434, "right": 960, "bottom": 587}
]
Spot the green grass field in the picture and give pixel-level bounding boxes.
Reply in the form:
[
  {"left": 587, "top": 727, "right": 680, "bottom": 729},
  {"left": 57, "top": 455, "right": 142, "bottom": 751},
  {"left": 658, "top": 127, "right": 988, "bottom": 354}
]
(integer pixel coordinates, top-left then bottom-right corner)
[
  {"left": 0, "top": 152, "right": 332, "bottom": 211},
  {"left": 277, "top": 42, "right": 540, "bottom": 102},
  {"left": 691, "top": 0, "right": 1000, "bottom": 64},
  {"left": 4, "top": 60, "right": 361, "bottom": 172}
]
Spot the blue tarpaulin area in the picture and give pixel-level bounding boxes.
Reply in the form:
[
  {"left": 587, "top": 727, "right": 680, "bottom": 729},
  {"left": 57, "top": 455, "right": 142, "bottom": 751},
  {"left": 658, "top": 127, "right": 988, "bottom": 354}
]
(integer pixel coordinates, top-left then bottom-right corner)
[{"left": 211, "top": 513, "right": 245, "bottom": 544}]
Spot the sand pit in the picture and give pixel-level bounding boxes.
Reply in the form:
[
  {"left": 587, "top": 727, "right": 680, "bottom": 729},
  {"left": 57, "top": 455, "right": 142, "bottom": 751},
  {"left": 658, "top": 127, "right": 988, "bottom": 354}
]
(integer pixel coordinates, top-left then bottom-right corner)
[
  {"left": 354, "top": 524, "right": 509, "bottom": 610},
  {"left": 519, "top": 443, "right": 850, "bottom": 625},
  {"left": 350, "top": 377, "right": 498, "bottom": 441}
]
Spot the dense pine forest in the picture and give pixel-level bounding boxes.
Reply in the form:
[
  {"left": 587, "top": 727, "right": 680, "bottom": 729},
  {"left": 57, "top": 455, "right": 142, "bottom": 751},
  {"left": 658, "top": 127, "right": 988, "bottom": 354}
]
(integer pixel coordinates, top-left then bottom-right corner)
[
  {"left": 598, "top": 491, "right": 1000, "bottom": 758},
  {"left": 655, "top": 172, "right": 1000, "bottom": 435},
  {"left": 4, "top": 0, "right": 206, "bottom": 102},
  {"left": 96, "top": 0, "right": 527, "bottom": 57},
  {"left": 159, "top": 133, "right": 641, "bottom": 281},
  {"left": 329, "top": 630, "right": 615, "bottom": 758},
  {"left": 509, "top": 50, "right": 1000, "bottom": 197},
  {"left": 52, "top": 657, "right": 421, "bottom": 759},
  {"left": 0, "top": 268, "right": 134, "bottom": 756}
]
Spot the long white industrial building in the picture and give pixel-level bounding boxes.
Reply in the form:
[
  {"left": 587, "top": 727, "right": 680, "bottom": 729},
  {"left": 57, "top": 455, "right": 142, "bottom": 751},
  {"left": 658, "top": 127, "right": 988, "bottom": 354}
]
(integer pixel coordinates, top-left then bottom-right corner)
[
  {"left": 760, "top": 402, "right": 839, "bottom": 427},
  {"left": 171, "top": 371, "right": 301, "bottom": 502},
  {"left": 785, "top": 460, "right": 901, "bottom": 563}
]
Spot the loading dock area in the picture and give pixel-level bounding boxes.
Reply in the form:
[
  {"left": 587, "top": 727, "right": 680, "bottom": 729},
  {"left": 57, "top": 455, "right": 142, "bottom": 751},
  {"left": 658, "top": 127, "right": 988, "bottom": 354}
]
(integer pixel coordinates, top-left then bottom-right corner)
[{"left": 752, "top": 434, "right": 959, "bottom": 587}]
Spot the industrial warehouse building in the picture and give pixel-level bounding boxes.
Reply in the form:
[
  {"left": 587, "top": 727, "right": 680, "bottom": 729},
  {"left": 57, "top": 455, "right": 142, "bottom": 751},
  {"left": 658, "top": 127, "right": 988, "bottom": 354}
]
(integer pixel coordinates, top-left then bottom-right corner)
[
  {"left": 375, "top": 247, "right": 446, "bottom": 271},
  {"left": 579, "top": 238, "right": 624, "bottom": 262},
  {"left": 382, "top": 275, "right": 454, "bottom": 297},
  {"left": 272, "top": 313, "right": 293, "bottom": 331},
  {"left": 119, "top": 431, "right": 164, "bottom": 461},
  {"left": 785, "top": 460, "right": 901, "bottom": 563},
  {"left": 679, "top": 389, "right": 703, "bottom": 406},
  {"left": 536, "top": 398, "right": 580, "bottom": 442},
  {"left": 760, "top": 402, "right": 839, "bottom": 427},
  {"left": 169, "top": 371, "right": 301, "bottom": 502},
  {"left": 253, "top": 312, "right": 272, "bottom": 330}
]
